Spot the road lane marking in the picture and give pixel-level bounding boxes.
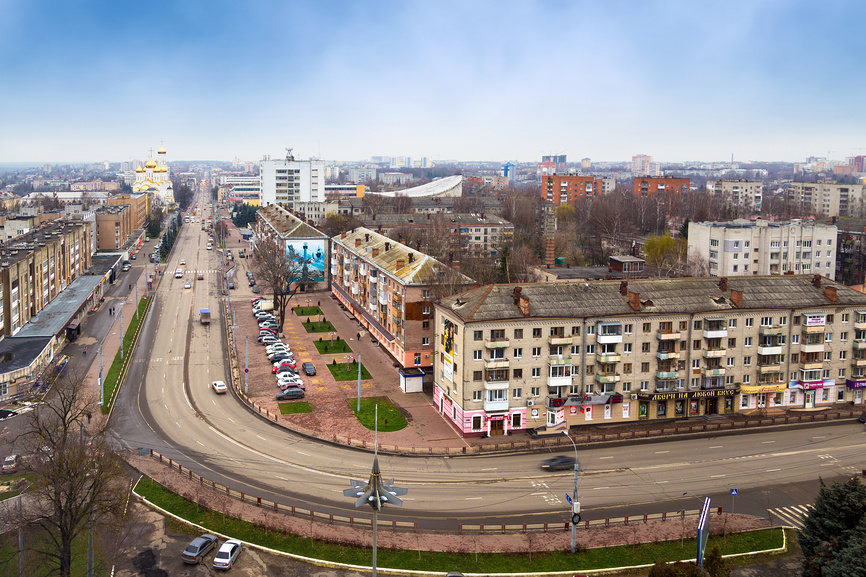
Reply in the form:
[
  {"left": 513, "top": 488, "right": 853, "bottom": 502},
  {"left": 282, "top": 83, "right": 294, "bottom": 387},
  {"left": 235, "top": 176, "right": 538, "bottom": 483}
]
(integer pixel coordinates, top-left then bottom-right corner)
[
  {"left": 275, "top": 475, "right": 288, "bottom": 480},
  {"left": 656, "top": 481, "right": 668, "bottom": 484},
  {"left": 711, "top": 474, "right": 726, "bottom": 478},
  {"left": 709, "top": 446, "right": 723, "bottom": 449},
  {"left": 762, "top": 441, "right": 776, "bottom": 444},
  {"left": 297, "top": 451, "right": 310, "bottom": 456},
  {"left": 465, "top": 497, "right": 483, "bottom": 500},
  {"left": 766, "top": 468, "right": 781, "bottom": 472},
  {"left": 480, "top": 467, "right": 498, "bottom": 471},
  {"left": 594, "top": 486, "right": 610, "bottom": 490},
  {"left": 655, "top": 451, "right": 669, "bottom": 454},
  {"left": 196, "top": 440, "right": 204, "bottom": 446},
  {"left": 256, "top": 434, "right": 267, "bottom": 441},
  {"left": 599, "top": 456, "right": 613, "bottom": 459}
]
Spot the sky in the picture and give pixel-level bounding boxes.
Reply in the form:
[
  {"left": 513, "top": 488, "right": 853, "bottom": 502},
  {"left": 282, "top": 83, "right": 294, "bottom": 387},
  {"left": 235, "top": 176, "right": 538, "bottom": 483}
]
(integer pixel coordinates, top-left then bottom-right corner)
[{"left": 0, "top": 0, "right": 864, "bottom": 165}]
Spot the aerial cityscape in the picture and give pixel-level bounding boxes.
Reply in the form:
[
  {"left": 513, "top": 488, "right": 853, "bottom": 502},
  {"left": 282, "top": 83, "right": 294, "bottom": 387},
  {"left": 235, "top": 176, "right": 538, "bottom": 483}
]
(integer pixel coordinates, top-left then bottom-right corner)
[{"left": 1, "top": 1, "right": 865, "bottom": 575}]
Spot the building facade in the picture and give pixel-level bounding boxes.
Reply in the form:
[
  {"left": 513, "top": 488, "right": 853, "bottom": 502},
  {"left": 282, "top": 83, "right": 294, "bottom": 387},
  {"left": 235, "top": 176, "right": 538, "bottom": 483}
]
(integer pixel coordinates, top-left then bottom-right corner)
[
  {"left": 255, "top": 205, "right": 329, "bottom": 288},
  {"left": 106, "top": 192, "right": 150, "bottom": 230},
  {"left": 94, "top": 205, "right": 135, "bottom": 251},
  {"left": 260, "top": 152, "right": 326, "bottom": 205},
  {"left": 707, "top": 179, "right": 763, "bottom": 213},
  {"left": 434, "top": 276, "right": 866, "bottom": 437},
  {"left": 331, "top": 228, "right": 472, "bottom": 372},
  {"left": 221, "top": 176, "right": 262, "bottom": 206},
  {"left": 633, "top": 176, "right": 690, "bottom": 197},
  {"left": 787, "top": 180, "right": 866, "bottom": 218},
  {"left": 688, "top": 219, "right": 837, "bottom": 279},
  {"left": 541, "top": 175, "right": 602, "bottom": 205}
]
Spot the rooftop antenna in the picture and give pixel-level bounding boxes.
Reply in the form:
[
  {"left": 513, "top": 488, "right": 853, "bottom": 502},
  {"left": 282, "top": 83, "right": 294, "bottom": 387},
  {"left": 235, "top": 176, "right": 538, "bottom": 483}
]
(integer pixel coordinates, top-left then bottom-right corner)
[{"left": 285, "top": 147, "right": 294, "bottom": 161}]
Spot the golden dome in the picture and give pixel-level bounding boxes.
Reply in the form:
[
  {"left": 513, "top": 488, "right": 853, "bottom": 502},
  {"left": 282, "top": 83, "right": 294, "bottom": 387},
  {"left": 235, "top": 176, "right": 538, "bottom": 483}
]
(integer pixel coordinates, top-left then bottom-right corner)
[
  {"left": 145, "top": 158, "right": 157, "bottom": 169},
  {"left": 135, "top": 166, "right": 145, "bottom": 173},
  {"left": 158, "top": 145, "right": 166, "bottom": 154}
]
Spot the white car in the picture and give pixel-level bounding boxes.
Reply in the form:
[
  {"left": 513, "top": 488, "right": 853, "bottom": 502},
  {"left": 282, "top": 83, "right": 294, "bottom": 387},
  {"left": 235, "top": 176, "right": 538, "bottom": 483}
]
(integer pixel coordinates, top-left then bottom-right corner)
[
  {"left": 212, "top": 381, "right": 228, "bottom": 394},
  {"left": 180, "top": 259, "right": 186, "bottom": 265},
  {"left": 184, "top": 281, "right": 191, "bottom": 289},
  {"left": 212, "top": 539, "right": 242, "bottom": 570}
]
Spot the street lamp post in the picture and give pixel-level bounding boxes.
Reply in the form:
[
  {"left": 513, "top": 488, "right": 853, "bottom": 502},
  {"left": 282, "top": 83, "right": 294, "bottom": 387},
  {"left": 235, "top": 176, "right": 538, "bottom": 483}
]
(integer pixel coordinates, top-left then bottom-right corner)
[
  {"left": 357, "top": 330, "right": 367, "bottom": 413},
  {"left": 563, "top": 431, "right": 580, "bottom": 554}
]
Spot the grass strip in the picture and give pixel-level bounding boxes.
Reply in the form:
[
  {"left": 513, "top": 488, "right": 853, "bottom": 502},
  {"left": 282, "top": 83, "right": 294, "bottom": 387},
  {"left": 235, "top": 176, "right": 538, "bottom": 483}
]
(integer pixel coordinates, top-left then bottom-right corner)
[
  {"left": 313, "top": 339, "right": 352, "bottom": 354},
  {"left": 294, "top": 306, "right": 322, "bottom": 316},
  {"left": 302, "top": 320, "right": 336, "bottom": 333},
  {"left": 349, "top": 397, "right": 407, "bottom": 432},
  {"left": 101, "top": 297, "right": 150, "bottom": 413},
  {"left": 134, "top": 476, "right": 783, "bottom": 573},
  {"left": 327, "top": 361, "right": 371, "bottom": 381},
  {"left": 278, "top": 401, "right": 313, "bottom": 415}
]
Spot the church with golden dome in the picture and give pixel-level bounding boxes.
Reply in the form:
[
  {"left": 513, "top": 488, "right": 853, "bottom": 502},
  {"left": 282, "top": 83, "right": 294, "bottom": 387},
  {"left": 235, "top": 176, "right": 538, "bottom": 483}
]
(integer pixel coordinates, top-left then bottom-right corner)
[{"left": 133, "top": 144, "right": 173, "bottom": 203}]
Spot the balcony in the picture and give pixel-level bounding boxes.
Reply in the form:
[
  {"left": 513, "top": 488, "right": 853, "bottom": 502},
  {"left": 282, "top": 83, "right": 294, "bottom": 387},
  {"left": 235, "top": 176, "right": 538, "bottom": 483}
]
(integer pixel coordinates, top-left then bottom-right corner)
[
  {"left": 657, "top": 330, "right": 683, "bottom": 341},
  {"left": 392, "top": 317, "right": 403, "bottom": 327},
  {"left": 484, "top": 399, "right": 509, "bottom": 412},
  {"left": 702, "top": 328, "right": 728, "bottom": 339},
  {"left": 703, "top": 349, "right": 726, "bottom": 359},
  {"left": 758, "top": 364, "right": 782, "bottom": 374},
  {"left": 598, "top": 352, "right": 621, "bottom": 363},
  {"left": 391, "top": 307, "right": 402, "bottom": 320},
  {"left": 656, "top": 370, "right": 679, "bottom": 380},
  {"left": 548, "top": 336, "right": 573, "bottom": 346},
  {"left": 854, "top": 321, "right": 866, "bottom": 330},
  {"left": 549, "top": 356, "right": 572, "bottom": 366},
  {"left": 757, "top": 345, "right": 783, "bottom": 356},
  {"left": 597, "top": 332, "right": 623, "bottom": 344},
  {"left": 484, "top": 358, "right": 510, "bottom": 369},
  {"left": 702, "top": 367, "right": 726, "bottom": 377},
  {"left": 802, "top": 325, "right": 826, "bottom": 334},
  {"left": 484, "top": 339, "right": 510, "bottom": 349},
  {"left": 800, "top": 342, "right": 825, "bottom": 353},
  {"left": 759, "top": 326, "right": 783, "bottom": 336},
  {"left": 595, "top": 373, "right": 621, "bottom": 384},
  {"left": 656, "top": 351, "right": 680, "bottom": 360},
  {"left": 854, "top": 340, "right": 866, "bottom": 350},
  {"left": 370, "top": 275, "right": 377, "bottom": 283},
  {"left": 548, "top": 375, "right": 572, "bottom": 388},
  {"left": 392, "top": 293, "right": 403, "bottom": 304},
  {"left": 853, "top": 358, "right": 866, "bottom": 368},
  {"left": 800, "top": 360, "right": 823, "bottom": 370}
]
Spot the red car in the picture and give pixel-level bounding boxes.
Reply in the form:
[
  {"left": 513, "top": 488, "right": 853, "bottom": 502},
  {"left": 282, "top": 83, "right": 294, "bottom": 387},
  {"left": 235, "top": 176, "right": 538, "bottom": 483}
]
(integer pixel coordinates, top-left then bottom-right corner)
[{"left": 272, "top": 362, "right": 296, "bottom": 373}]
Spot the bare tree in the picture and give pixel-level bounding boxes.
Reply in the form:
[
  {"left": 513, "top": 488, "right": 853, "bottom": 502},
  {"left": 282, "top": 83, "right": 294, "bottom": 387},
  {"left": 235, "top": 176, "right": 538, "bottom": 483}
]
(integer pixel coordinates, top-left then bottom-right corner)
[
  {"left": 251, "top": 239, "right": 304, "bottom": 332},
  {"left": 4, "top": 371, "right": 135, "bottom": 577}
]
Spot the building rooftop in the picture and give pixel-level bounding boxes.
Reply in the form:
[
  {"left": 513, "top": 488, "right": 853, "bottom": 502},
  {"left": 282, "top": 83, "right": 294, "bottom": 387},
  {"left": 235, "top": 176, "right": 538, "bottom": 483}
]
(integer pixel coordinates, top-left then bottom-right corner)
[
  {"left": 0, "top": 219, "right": 87, "bottom": 269},
  {"left": 438, "top": 275, "right": 866, "bottom": 323},
  {"left": 0, "top": 336, "right": 53, "bottom": 377},
  {"left": 358, "top": 213, "right": 511, "bottom": 227},
  {"left": 16, "top": 274, "right": 105, "bottom": 338},
  {"left": 334, "top": 227, "right": 474, "bottom": 286},
  {"left": 693, "top": 218, "right": 833, "bottom": 230},
  {"left": 375, "top": 175, "right": 463, "bottom": 198},
  {"left": 258, "top": 205, "right": 327, "bottom": 240}
]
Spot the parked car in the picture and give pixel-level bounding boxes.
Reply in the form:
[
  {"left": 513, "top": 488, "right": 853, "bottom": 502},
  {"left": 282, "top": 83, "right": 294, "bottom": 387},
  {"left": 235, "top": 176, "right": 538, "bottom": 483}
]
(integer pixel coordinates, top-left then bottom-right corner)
[
  {"left": 184, "top": 281, "right": 192, "bottom": 289},
  {"left": 197, "top": 273, "right": 204, "bottom": 280},
  {"left": 212, "top": 381, "right": 228, "bottom": 394},
  {"left": 540, "top": 455, "right": 576, "bottom": 471},
  {"left": 251, "top": 297, "right": 264, "bottom": 304},
  {"left": 260, "top": 336, "right": 281, "bottom": 345},
  {"left": 278, "top": 382, "right": 305, "bottom": 391},
  {"left": 179, "top": 259, "right": 186, "bottom": 265},
  {"left": 212, "top": 539, "right": 242, "bottom": 570},
  {"left": 302, "top": 362, "right": 317, "bottom": 376},
  {"left": 276, "top": 388, "right": 305, "bottom": 400},
  {"left": 228, "top": 282, "right": 235, "bottom": 290},
  {"left": 275, "top": 367, "right": 299, "bottom": 376},
  {"left": 2, "top": 454, "right": 20, "bottom": 474},
  {"left": 277, "top": 373, "right": 304, "bottom": 384},
  {"left": 252, "top": 285, "right": 260, "bottom": 293},
  {"left": 859, "top": 412, "right": 866, "bottom": 424},
  {"left": 181, "top": 534, "right": 218, "bottom": 564}
]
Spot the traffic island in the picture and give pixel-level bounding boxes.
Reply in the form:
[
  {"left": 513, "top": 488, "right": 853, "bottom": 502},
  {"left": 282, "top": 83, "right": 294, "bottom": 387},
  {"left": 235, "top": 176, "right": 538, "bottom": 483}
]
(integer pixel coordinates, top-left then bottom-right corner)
[
  {"left": 349, "top": 397, "right": 407, "bottom": 432},
  {"left": 277, "top": 401, "right": 313, "bottom": 415},
  {"left": 302, "top": 319, "right": 335, "bottom": 333},
  {"left": 327, "top": 360, "right": 371, "bottom": 381},
  {"left": 313, "top": 337, "right": 351, "bottom": 354}
]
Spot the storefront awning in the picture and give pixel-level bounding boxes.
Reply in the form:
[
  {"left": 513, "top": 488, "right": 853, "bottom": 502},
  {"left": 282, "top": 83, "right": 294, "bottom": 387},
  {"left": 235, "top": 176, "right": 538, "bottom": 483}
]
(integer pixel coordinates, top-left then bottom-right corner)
[
  {"left": 740, "top": 383, "right": 788, "bottom": 394},
  {"left": 636, "top": 387, "right": 739, "bottom": 401},
  {"left": 846, "top": 379, "right": 866, "bottom": 389}
]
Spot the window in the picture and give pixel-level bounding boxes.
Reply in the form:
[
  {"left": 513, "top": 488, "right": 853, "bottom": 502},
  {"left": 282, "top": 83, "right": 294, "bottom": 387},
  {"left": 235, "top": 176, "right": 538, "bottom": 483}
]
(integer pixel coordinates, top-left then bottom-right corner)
[
  {"left": 513, "top": 368, "right": 523, "bottom": 379},
  {"left": 532, "top": 347, "right": 541, "bottom": 357},
  {"left": 473, "top": 350, "right": 482, "bottom": 360},
  {"left": 513, "top": 388, "right": 522, "bottom": 399},
  {"left": 745, "top": 318, "right": 754, "bottom": 327},
  {"left": 571, "top": 326, "right": 581, "bottom": 336},
  {"left": 531, "top": 386, "right": 540, "bottom": 397},
  {"left": 744, "top": 337, "right": 752, "bottom": 346},
  {"left": 414, "top": 353, "right": 421, "bottom": 365},
  {"left": 641, "top": 362, "right": 650, "bottom": 372},
  {"left": 474, "top": 330, "right": 483, "bottom": 341},
  {"left": 692, "top": 359, "right": 700, "bottom": 368},
  {"left": 422, "top": 320, "right": 430, "bottom": 329},
  {"left": 624, "top": 343, "right": 633, "bottom": 353},
  {"left": 422, "top": 289, "right": 430, "bottom": 299},
  {"left": 791, "top": 353, "right": 799, "bottom": 363},
  {"left": 743, "top": 375, "right": 750, "bottom": 383},
  {"left": 642, "top": 342, "right": 650, "bottom": 352},
  {"left": 531, "top": 367, "right": 541, "bottom": 377},
  {"left": 744, "top": 356, "right": 752, "bottom": 365},
  {"left": 473, "top": 371, "right": 482, "bottom": 381},
  {"left": 780, "top": 317, "right": 787, "bottom": 326},
  {"left": 841, "top": 332, "right": 848, "bottom": 341},
  {"left": 570, "top": 345, "right": 579, "bottom": 355},
  {"left": 728, "top": 338, "right": 736, "bottom": 347},
  {"left": 514, "top": 329, "right": 523, "bottom": 339},
  {"left": 792, "top": 334, "right": 799, "bottom": 344},
  {"left": 691, "top": 378, "right": 700, "bottom": 387},
  {"left": 587, "top": 326, "right": 595, "bottom": 335},
  {"left": 623, "top": 382, "right": 632, "bottom": 391},
  {"left": 693, "top": 340, "right": 701, "bottom": 350},
  {"left": 586, "top": 344, "right": 595, "bottom": 354},
  {"left": 423, "top": 305, "right": 431, "bottom": 315},
  {"left": 825, "top": 333, "right": 832, "bottom": 342},
  {"left": 472, "top": 390, "right": 482, "bottom": 401},
  {"left": 694, "top": 320, "right": 702, "bottom": 330},
  {"left": 726, "top": 376, "right": 734, "bottom": 384},
  {"left": 422, "top": 337, "right": 430, "bottom": 346},
  {"left": 824, "top": 351, "right": 832, "bottom": 361},
  {"left": 843, "top": 314, "right": 850, "bottom": 322},
  {"left": 741, "top": 394, "right": 749, "bottom": 409},
  {"left": 532, "top": 328, "right": 542, "bottom": 338},
  {"left": 727, "top": 357, "right": 735, "bottom": 367},
  {"left": 839, "top": 369, "right": 847, "bottom": 378},
  {"left": 640, "top": 381, "right": 649, "bottom": 391},
  {"left": 513, "top": 348, "right": 523, "bottom": 358},
  {"left": 624, "top": 324, "right": 633, "bottom": 334},
  {"left": 585, "top": 365, "right": 594, "bottom": 375},
  {"left": 623, "top": 363, "right": 632, "bottom": 373},
  {"left": 761, "top": 316, "right": 772, "bottom": 326},
  {"left": 827, "top": 314, "right": 835, "bottom": 323},
  {"left": 729, "top": 319, "right": 737, "bottom": 328},
  {"left": 643, "top": 323, "right": 651, "bottom": 332}
]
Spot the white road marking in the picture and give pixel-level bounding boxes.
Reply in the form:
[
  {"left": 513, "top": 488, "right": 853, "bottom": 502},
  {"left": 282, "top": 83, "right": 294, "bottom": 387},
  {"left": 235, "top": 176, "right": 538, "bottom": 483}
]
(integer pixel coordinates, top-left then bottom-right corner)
[
  {"left": 655, "top": 451, "right": 669, "bottom": 454},
  {"left": 762, "top": 441, "right": 776, "bottom": 444},
  {"left": 709, "top": 446, "right": 723, "bottom": 449},
  {"left": 196, "top": 440, "right": 204, "bottom": 446},
  {"left": 594, "top": 486, "right": 610, "bottom": 490},
  {"left": 182, "top": 383, "right": 193, "bottom": 411},
  {"left": 256, "top": 434, "right": 267, "bottom": 441},
  {"left": 656, "top": 481, "right": 669, "bottom": 484},
  {"left": 297, "top": 451, "right": 310, "bottom": 456},
  {"left": 766, "top": 468, "right": 781, "bottom": 472},
  {"left": 275, "top": 475, "right": 288, "bottom": 480},
  {"left": 465, "top": 497, "right": 483, "bottom": 500},
  {"left": 480, "top": 467, "right": 498, "bottom": 471},
  {"left": 711, "top": 474, "right": 726, "bottom": 478}
]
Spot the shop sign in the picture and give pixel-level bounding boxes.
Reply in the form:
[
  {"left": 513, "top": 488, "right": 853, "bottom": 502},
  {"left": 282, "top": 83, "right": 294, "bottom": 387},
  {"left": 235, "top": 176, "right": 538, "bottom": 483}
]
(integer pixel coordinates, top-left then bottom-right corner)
[
  {"left": 806, "top": 315, "right": 826, "bottom": 326},
  {"left": 846, "top": 379, "right": 866, "bottom": 389},
  {"left": 636, "top": 388, "right": 736, "bottom": 401},
  {"left": 488, "top": 415, "right": 506, "bottom": 421},
  {"left": 800, "top": 381, "right": 825, "bottom": 390}
]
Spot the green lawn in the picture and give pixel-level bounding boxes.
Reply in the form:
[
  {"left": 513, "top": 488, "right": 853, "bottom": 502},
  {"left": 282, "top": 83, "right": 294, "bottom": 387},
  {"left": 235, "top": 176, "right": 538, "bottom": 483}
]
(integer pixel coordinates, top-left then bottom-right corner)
[
  {"left": 294, "top": 306, "right": 322, "bottom": 317},
  {"left": 278, "top": 401, "right": 313, "bottom": 415},
  {"left": 0, "top": 473, "right": 31, "bottom": 502},
  {"left": 349, "top": 397, "right": 407, "bottom": 432},
  {"left": 302, "top": 320, "right": 336, "bottom": 333},
  {"left": 101, "top": 297, "right": 151, "bottom": 413},
  {"left": 314, "top": 338, "right": 352, "bottom": 354},
  {"left": 133, "top": 475, "right": 785, "bottom": 574},
  {"left": 327, "top": 360, "right": 371, "bottom": 381}
]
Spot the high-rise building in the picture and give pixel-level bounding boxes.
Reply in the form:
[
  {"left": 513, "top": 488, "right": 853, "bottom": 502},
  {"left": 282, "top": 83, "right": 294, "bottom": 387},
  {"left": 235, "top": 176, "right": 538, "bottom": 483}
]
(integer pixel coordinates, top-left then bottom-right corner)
[
  {"left": 581, "top": 158, "right": 591, "bottom": 170},
  {"left": 541, "top": 175, "right": 604, "bottom": 205},
  {"left": 260, "top": 150, "right": 325, "bottom": 205},
  {"left": 787, "top": 180, "right": 866, "bottom": 218},
  {"left": 707, "top": 179, "right": 763, "bottom": 213},
  {"left": 633, "top": 176, "right": 689, "bottom": 198},
  {"left": 542, "top": 155, "right": 567, "bottom": 174}
]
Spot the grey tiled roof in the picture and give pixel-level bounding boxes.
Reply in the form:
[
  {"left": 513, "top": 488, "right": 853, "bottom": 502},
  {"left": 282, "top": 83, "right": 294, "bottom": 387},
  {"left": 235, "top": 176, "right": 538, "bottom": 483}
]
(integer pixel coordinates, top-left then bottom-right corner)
[{"left": 438, "top": 276, "right": 866, "bottom": 322}]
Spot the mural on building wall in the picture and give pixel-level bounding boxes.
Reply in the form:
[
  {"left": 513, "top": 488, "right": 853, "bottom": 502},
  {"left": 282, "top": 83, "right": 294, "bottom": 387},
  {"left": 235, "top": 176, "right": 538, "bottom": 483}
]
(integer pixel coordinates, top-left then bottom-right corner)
[
  {"left": 443, "top": 317, "right": 455, "bottom": 382},
  {"left": 286, "top": 240, "right": 326, "bottom": 283}
]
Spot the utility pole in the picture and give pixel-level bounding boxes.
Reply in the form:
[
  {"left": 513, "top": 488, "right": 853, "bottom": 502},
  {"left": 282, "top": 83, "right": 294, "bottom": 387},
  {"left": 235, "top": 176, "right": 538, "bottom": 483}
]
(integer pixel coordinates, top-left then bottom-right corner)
[
  {"left": 563, "top": 431, "right": 580, "bottom": 554},
  {"left": 119, "top": 309, "right": 124, "bottom": 359},
  {"left": 244, "top": 337, "right": 249, "bottom": 395}
]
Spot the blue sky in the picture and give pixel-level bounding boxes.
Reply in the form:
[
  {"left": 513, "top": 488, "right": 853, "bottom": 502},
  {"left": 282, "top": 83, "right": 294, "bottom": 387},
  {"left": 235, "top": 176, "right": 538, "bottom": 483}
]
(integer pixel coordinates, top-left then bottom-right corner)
[{"left": 1, "top": 0, "right": 864, "bottom": 164}]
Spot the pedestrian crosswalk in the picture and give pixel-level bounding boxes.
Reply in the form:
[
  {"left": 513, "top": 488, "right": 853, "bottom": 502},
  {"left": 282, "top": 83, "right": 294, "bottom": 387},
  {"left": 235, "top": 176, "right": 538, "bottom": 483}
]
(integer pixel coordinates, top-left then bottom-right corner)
[{"left": 770, "top": 504, "right": 813, "bottom": 529}]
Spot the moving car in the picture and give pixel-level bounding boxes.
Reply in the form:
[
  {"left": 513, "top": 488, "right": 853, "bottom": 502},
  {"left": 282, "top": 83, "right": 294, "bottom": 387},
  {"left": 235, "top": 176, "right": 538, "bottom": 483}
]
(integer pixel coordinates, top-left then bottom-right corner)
[
  {"left": 276, "top": 388, "right": 304, "bottom": 400},
  {"left": 858, "top": 412, "right": 866, "bottom": 424},
  {"left": 2, "top": 454, "right": 20, "bottom": 474},
  {"left": 302, "top": 362, "right": 317, "bottom": 376},
  {"left": 212, "top": 381, "right": 228, "bottom": 394},
  {"left": 540, "top": 455, "right": 576, "bottom": 471},
  {"left": 180, "top": 259, "right": 186, "bottom": 265},
  {"left": 198, "top": 272, "right": 204, "bottom": 280},
  {"left": 184, "top": 281, "right": 192, "bottom": 289},
  {"left": 181, "top": 534, "right": 218, "bottom": 564},
  {"left": 212, "top": 539, "right": 242, "bottom": 570}
]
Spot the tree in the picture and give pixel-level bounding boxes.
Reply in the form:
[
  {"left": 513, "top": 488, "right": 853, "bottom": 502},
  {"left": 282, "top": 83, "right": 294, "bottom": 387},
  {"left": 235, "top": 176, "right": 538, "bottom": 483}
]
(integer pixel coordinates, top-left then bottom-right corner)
[
  {"left": 251, "top": 239, "right": 305, "bottom": 332},
  {"left": 703, "top": 543, "right": 731, "bottom": 577},
  {"left": 146, "top": 205, "right": 164, "bottom": 238},
  {"left": 647, "top": 560, "right": 702, "bottom": 577},
  {"left": 230, "top": 202, "right": 258, "bottom": 229},
  {"left": 800, "top": 476, "right": 866, "bottom": 576},
  {"left": 322, "top": 213, "right": 362, "bottom": 238},
  {"left": 644, "top": 234, "right": 687, "bottom": 278},
  {"left": 679, "top": 217, "right": 691, "bottom": 239},
  {"left": 3, "top": 371, "right": 135, "bottom": 576}
]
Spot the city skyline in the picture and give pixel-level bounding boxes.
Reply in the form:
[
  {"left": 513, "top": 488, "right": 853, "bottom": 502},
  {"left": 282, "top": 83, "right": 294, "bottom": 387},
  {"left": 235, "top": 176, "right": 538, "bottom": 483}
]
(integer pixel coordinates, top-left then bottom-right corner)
[{"left": 1, "top": 0, "right": 864, "bottom": 164}]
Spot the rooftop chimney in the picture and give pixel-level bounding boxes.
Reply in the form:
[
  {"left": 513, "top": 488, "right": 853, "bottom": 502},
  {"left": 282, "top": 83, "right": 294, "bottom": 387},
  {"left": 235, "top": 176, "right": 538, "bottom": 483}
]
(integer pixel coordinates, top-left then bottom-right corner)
[
  {"left": 365, "top": 233, "right": 369, "bottom": 242},
  {"left": 396, "top": 259, "right": 405, "bottom": 270},
  {"left": 408, "top": 253, "right": 414, "bottom": 263},
  {"left": 385, "top": 242, "right": 390, "bottom": 252},
  {"left": 512, "top": 286, "right": 522, "bottom": 305},
  {"left": 355, "top": 238, "right": 362, "bottom": 247},
  {"left": 718, "top": 277, "right": 728, "bottom": 292},
  {"left": 824, "top": 285, "right": 838, "bottom": 302},
  {"left": 730, "top": 289, "right": 743, "bottom": 308},
  {"left": 372, "top": 247, "right": 379, "bottom": 257},
  {"left": 620, "top": 281, "right": 628, "bottom": 296},
  {"left": 628, "top": 291, "right": 641, "bottom": 312},
  {"left": 812, "top": 275, "right": 822, "bottom": 288},
  {"left": 341, "top": 232, "right": 347, "bottom": 239}
]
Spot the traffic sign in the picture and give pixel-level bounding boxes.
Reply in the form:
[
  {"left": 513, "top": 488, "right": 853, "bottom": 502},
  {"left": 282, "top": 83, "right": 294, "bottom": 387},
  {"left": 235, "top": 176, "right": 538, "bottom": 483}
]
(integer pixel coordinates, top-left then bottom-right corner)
[
  {"left": 731, "top": 488, "right": 738, "bottom": 496},
  {"left": 565, "top": 493, "right": 572, "bottom": 505},
  {"left": 244, "top": 368, "right": 249, "bottom": 373}
]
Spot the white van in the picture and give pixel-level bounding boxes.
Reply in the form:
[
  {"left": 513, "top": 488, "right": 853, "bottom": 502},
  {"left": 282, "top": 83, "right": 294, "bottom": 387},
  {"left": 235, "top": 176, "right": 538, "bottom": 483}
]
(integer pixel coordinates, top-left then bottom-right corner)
[{"left": 175, "top": 268, "right": 183, "bottom": 279}]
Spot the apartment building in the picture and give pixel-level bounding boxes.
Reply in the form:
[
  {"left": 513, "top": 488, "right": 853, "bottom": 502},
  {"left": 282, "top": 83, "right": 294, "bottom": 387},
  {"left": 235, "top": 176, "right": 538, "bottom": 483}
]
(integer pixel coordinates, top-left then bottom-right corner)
[
  {"left": 434, "top": 276, "right": 866, "bottom": 437},
  {"left": 260, "top": 152, "right": 325, "bottom": 205},
  {"left": 787, "top": 180, "right": 866, "bottom": 217},
  {"left": 255, "top": 205, "right": 329, "bottom": 287},
  {"left": 221, "top": 175, "right": 261, "bottom": 206},
  {"left": 94, "top": 205, "right": 135, "bottom": 251},
  {"left": 688, "top": 219, "right": 837, "bottom": 279},
  {"left": 707, "top": 179, "right": 763, "bottom": 213},
  {"left": 633, "top": 176, "right": 690, "bottom": 198},
  {"left": 357, "top": 213, "right": 513, "bottom": 258},
  {"left": 0, "top": 220, "right": 93, "bottom": 337},
  {"left": 106, "top": 192, "right": 150, "bottom": 230},
  {"left": 349, "top": 167, "right": 377, "bottom": 183},
  {"left": 331, "top": 228, "right": 473, "bottom": 375},
  {"left": 541, "top": 175, "right": 604, "bottom": 205}
]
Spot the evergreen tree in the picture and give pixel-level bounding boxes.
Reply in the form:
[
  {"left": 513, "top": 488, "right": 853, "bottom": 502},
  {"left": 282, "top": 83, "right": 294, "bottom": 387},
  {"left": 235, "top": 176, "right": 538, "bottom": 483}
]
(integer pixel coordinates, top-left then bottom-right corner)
[
  {"left": 703, "top": 543, "right": 731, "bottom": 577},
  {"left": 800, "top": 477, "right": 866, "bottom": 576},
  {"left": 679, "top": 217, "right": 690, "bottom": 239}
]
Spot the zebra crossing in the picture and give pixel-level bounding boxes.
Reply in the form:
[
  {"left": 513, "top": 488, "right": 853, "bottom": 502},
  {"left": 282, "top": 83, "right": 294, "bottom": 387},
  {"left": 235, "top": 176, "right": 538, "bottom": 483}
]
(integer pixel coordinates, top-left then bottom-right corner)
[{"left": 770, "top": 504, "right": 813, "bottom": 529}]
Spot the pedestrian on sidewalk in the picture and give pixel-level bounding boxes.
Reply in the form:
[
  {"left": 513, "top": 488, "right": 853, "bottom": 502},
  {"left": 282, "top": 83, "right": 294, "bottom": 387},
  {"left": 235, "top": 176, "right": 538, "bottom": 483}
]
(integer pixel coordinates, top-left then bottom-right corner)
[{"left": 83, "top": 346, "right": 87, "bottom": 355}]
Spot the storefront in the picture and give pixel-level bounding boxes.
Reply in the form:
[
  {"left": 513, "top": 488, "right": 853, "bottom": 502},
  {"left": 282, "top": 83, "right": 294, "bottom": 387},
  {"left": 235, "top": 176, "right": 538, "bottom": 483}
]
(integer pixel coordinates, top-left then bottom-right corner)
[
  {"left": 845, "top": 379, "right": 866, "bottom": 405},
  {"left": 789, "top": 379, "right": 836, "bottom": 408},
  {"left": 636, "top": 388, "right": 738, "bottom": 420},
  {"left": 739, "top": 383, "right": 788, "bottom": 410},
  {"left": 564, "top": 393, "right": 626, "bottom": 425}
]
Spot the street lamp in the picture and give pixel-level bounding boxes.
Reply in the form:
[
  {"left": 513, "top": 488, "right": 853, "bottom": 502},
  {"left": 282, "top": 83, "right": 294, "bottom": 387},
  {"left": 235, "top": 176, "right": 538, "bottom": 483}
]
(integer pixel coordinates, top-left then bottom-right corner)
[{"left": 562, "top": 431, "right": 580, "bottom": 554}]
